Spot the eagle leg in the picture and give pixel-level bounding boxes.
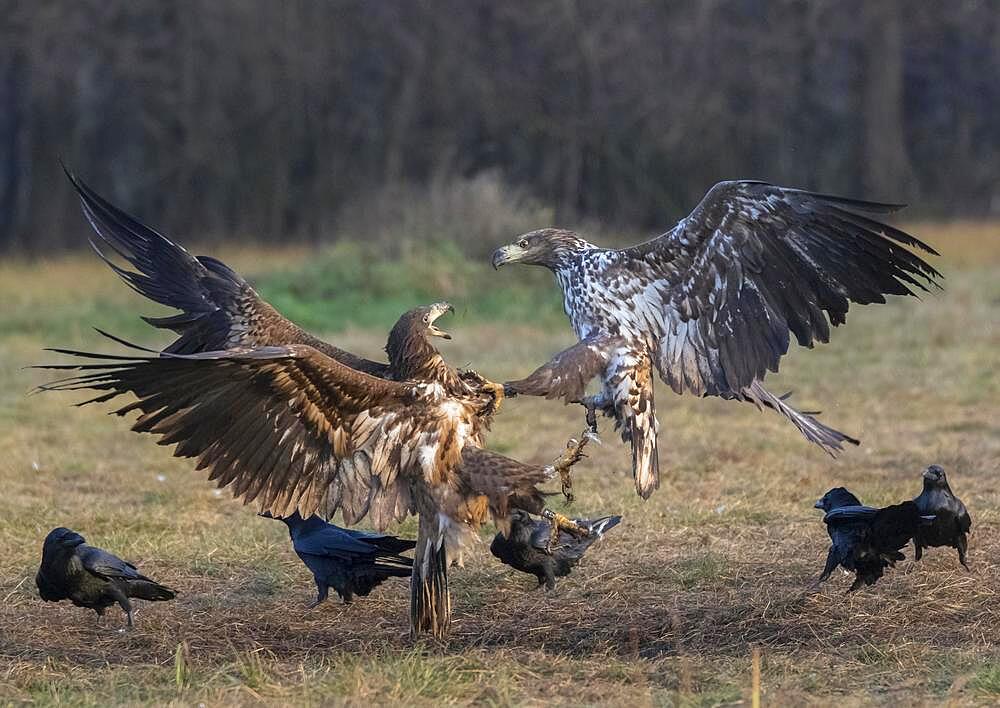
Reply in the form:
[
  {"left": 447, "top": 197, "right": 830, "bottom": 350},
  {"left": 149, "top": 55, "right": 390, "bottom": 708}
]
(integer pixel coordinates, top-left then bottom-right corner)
[
  {"left": 549, "top": 429, "right": 593, "bottom": 503},
  {"left": 580, "top": 394, "right": 613, "bottom": 436},
  {"left": 583, "top": 399, "right": 599, "bottom": 434},
  {"left": 541, "top": 509, "right": 590, "bottom": 555}
]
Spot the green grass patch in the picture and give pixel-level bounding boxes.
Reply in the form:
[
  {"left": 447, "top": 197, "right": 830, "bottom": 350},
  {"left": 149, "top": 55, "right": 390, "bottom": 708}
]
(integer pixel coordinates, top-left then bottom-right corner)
[{"left": 254, "top": 240, "right": 566, "bottom": 334}]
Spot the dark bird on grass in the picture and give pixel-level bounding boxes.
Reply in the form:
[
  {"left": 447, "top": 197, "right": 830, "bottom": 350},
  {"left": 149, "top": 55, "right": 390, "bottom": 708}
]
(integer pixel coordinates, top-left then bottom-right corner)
[
  {"left": 912, "top": 465, "right": 972, "bottom": 570},
  {"left": 814, "top": 488, "right": 934, "bottom": 592},
  {"left": 36, "top": 527, "right": 175, "bottom": 627},
  {"left": 262, "top": 512, "right": 415, "bottom": 607},
  {"left": 39, "top": 168, "right": 594, "bottom": 638},
  {"left": 490, "top": 509, "right": 621, "bottom": 590},
  {"left": 494, "top": 183, "right": 942, "bottom": 499}
]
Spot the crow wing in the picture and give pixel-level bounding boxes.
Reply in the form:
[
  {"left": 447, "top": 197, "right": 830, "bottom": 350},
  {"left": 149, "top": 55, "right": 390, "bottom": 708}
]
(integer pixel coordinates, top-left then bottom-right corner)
[
  {"left": 37, "top": 340, "right": 467, "bottom": 526},
  {"left": 293, "top": 526, "right": 384, "bottom": 560},
  {"left": 65, "top": 169, "right": 388, "bottom": 375},
  {"left": 77, "top": 545, "right": 147, "bottom": 581},
  {"left": 617, "top": 181, "right": 941, "bottom": 397},
  {"left": 823, "top": 505, "right": 881, "bottom": 526}
]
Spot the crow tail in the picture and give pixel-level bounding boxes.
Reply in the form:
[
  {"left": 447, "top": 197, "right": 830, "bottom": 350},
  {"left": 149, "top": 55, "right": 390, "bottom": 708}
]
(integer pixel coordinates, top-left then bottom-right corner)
[
  {"left": 127, "top": 579, "right": 176, "bottom": 602},
  {"left": 588, "top": 515, "right": 623, "bottom": 537}
]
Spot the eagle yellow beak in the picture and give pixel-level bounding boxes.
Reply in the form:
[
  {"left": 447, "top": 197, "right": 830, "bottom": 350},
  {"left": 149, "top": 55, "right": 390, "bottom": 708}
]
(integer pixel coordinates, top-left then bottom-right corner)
[
  {"left": 491, "top": 243, "right": 524, "bottom": 269},
  {"left": 428, "top": 302, "right": 454, "bottom": 339}
]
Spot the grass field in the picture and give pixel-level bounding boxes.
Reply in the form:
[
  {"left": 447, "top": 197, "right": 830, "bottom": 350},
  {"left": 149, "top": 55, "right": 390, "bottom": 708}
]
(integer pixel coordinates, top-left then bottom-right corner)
[{"left": 1, "top": 223, "right": 998, "bottom": 706}]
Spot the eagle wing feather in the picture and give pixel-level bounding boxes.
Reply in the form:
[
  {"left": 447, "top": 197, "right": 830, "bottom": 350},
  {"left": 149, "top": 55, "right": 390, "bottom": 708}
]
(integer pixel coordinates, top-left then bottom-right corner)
[
  {"left": 37, "top": 341, "right": 460, "bottom": 526},
  {"left": 618, "top": 181, "right": 941, "bottom": 397},
  {"left": 65, "top": 168, "right": 389, "bottom": 376}
]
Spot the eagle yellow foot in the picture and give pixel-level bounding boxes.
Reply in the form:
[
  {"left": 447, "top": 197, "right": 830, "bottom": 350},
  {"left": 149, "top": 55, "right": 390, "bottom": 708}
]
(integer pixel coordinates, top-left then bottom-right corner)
[
  {"left": 464, "top": 369, "right": 505, "bottom": 416},
  {"left": 550, "top": 429, "right": 594, "bottom": 503},
  {"left": 482, "top": 381, "right": 505, "bottom": 415},
  {"left": 541, "top": 509, "right": 590, "bottom": 555}
]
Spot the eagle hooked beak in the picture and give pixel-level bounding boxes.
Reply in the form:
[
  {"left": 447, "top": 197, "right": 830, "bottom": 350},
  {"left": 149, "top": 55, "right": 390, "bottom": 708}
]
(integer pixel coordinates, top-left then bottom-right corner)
[
  {"left": 491, "top": 243, "right": 523, "bottom": 269},
  {"left": 427, "top": 302, "right": 454, "bottom": 339}
]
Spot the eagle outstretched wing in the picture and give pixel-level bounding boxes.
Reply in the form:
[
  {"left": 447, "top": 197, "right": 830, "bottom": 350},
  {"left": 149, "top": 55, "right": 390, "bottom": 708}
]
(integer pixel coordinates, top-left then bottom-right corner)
[
  {"left": 65, "top": 168, "right": 389, "bottom": 376},
  {"left": 618, "top": 181, "right": 942, "bottom": 397},
  {"left": 37, "top": 339, "right": 465, "bottom": 526}
]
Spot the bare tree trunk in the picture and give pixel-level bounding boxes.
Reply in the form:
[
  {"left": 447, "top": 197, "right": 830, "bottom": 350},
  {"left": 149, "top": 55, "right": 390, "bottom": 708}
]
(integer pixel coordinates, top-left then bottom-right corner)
[{"left": 861, "top": 0, "right": 916, "bottom": 199}]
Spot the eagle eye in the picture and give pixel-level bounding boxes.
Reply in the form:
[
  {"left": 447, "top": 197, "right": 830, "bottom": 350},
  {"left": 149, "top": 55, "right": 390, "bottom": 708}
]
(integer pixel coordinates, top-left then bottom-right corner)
[
  {"left": 517, "top": 238, "right": 529, "bottom": 249},
  {"left": 422, "top": 315, "right": 430, "bottom": 324}
]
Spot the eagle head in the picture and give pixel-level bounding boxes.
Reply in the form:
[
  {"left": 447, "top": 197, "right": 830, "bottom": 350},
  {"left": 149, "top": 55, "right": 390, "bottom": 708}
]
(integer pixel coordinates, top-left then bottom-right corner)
[{"left": 492, "top": 228, "right": 589, "bottom": 270}]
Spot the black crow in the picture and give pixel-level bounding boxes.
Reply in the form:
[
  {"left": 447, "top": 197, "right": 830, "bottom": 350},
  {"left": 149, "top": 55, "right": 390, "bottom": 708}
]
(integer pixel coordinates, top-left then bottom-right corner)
[
  {"left": 814, "top": 487, "right": 934, "bottom": 592},
  {"left": 913, "top": 465, "right": 972, "bottom": 570},
  {"left": 264, "top": 512, "right": 415, "bottom": 607},
  {"left": 490, "top": 509, "right": 621, "bottom": 590},
  {"left": 36, "top": 527, "right": 175, "bottom": 627}
]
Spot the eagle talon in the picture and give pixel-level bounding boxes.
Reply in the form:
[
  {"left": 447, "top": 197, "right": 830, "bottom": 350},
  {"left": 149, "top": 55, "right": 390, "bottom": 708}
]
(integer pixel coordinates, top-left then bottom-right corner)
[
  {"left": 470, "top": 376, "right": 505, "bottom": 417},
  {"left": 550, "top": 430, "right": 593, "bottom": 504},
  {"left": 541, "top": 508, "right": 590, "bottom": 554}
]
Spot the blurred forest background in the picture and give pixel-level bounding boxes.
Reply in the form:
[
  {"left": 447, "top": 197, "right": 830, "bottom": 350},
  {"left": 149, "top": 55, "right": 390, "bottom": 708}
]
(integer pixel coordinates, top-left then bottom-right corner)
[{"left": 2, "top": 0, "right": 999, "bottom": 254}]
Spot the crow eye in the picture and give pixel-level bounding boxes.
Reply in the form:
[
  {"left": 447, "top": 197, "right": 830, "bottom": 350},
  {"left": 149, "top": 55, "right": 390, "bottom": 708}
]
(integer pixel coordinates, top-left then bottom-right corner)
[{"left": 518, "top": 239, "right": 528, "bottom": 248}]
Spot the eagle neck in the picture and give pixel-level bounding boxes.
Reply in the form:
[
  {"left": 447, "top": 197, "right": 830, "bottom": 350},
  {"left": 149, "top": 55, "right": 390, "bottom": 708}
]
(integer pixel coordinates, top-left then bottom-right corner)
[{"left": 388, "top": 330, "right": 463, "bottom": 390}]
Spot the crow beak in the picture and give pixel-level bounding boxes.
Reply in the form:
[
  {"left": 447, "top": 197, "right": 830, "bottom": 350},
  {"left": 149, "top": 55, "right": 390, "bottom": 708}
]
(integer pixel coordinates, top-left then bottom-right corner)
[
  {"left": 813, "top": 500, "right": 825, "bottom": 509},
  {"left": 491, "top": 244, "right": 520, "bottom": 269}
]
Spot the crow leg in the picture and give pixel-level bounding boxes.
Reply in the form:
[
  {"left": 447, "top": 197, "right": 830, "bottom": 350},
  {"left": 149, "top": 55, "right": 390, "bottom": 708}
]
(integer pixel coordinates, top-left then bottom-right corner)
[
  {"left": 108, "top": 587, "right": 134, "bottom": 628},
  {"left": 957, "top": 537, "right": 970, "bottom": 571},
  {"left": 306, "top": 581, "right": 329, "bottom": 609},
  {"left": 913, "top": 541, "right": 923, "bottom": 561},
  {"left": 543, "top": 567, "right": 557, "bottom": 592},
  {"left": 541, "top": 509, "right": 590, "bottom": 555}
]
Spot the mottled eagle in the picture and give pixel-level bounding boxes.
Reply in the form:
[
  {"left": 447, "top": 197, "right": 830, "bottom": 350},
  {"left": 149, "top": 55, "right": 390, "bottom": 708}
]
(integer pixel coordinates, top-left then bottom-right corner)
[
  {"left": 39, "top": 172, "right": 590, "bottom": 638},
  {"left": 493, "top": 181, "right": 942, "bottom": 499}
]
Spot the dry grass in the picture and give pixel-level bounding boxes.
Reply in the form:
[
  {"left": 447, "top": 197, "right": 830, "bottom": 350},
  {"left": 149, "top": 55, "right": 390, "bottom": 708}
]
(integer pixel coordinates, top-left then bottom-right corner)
[{"left": 1, "top": 223, "right": 998, "bottom": 706}]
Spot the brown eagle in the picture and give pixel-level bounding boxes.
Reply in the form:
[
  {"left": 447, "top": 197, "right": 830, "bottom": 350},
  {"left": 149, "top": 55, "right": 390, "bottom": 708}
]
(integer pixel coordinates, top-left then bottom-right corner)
[
  {"left": 40, "top": 171, "right": 591, "bottom": 638},
  {"left": 493, "top": 182, "right": 942, "bottom": 499}
]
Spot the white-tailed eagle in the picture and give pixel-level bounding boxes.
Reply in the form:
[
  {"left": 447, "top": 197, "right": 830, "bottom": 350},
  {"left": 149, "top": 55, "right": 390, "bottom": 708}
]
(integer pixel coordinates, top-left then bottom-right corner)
[
  {"left": 39, "top": 171, "right": 592, "bottom": 638},
  {"left": 493, "top": 181, "right": 941, "bottom": 499}
]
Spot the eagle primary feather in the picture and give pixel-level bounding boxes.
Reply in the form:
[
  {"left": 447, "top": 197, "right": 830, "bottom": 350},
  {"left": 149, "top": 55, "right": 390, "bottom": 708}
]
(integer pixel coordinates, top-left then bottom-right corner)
[{"left": 495, "top": 181, "right": 941, "bottom": 498}]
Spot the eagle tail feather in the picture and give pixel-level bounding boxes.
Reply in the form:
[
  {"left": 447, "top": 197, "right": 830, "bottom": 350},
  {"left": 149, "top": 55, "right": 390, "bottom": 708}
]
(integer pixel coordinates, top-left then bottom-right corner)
[
  {"left": 410, "top": 513, "right": 450, "bottom": 639},
  {"left": 629, "top": 411, "right": 660, "bottom": 500},
  {"left": 744, "top": 382, "right": 860, "bottom": 455}
]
